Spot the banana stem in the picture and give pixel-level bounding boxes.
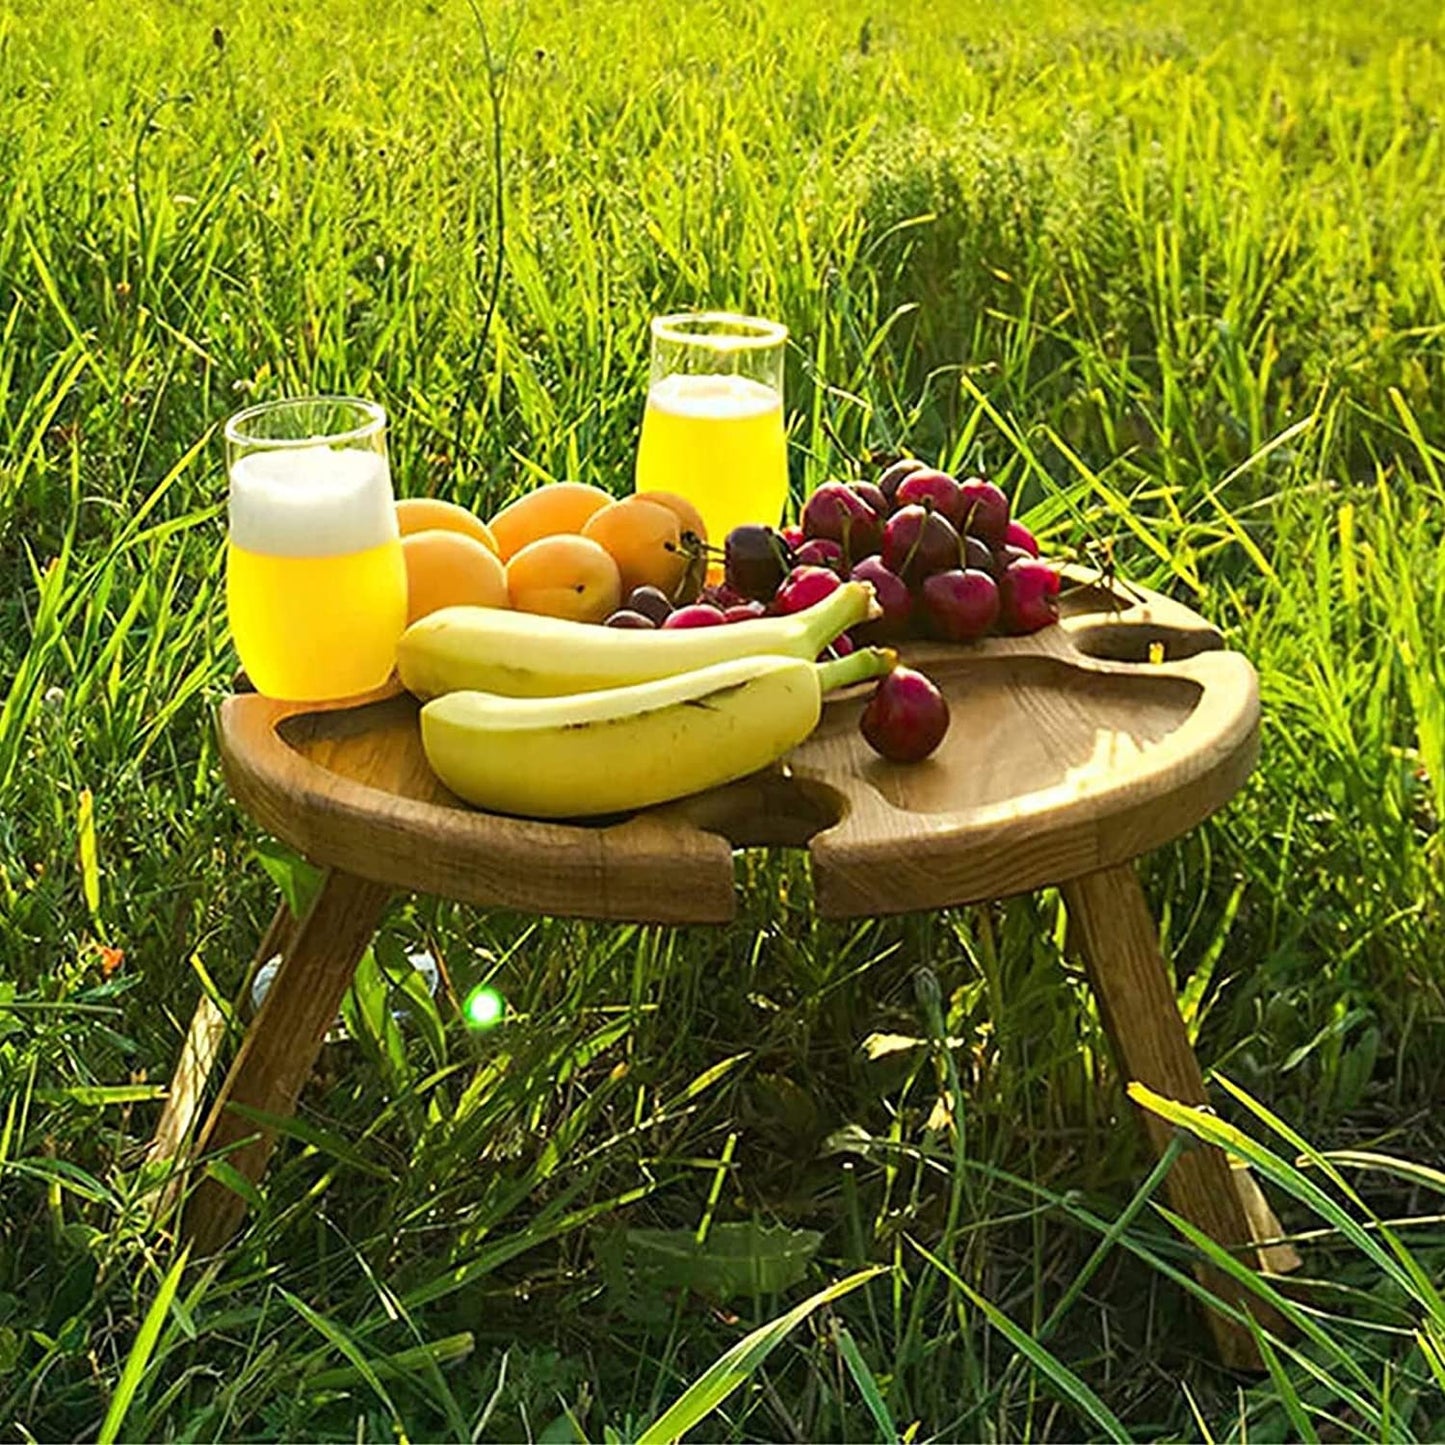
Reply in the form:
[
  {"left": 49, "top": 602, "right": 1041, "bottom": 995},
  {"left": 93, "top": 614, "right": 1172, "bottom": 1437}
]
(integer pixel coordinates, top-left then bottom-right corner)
[{"left": 816, "top": 646, "right": 896, "bottom": 693}]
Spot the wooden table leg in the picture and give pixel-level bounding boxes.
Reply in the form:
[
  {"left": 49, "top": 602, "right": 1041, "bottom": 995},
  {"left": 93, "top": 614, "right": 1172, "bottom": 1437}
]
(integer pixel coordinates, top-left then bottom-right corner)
[
  {"left": 150, "top": 901, "right": 296, "bottom": 1182},
  {"left": 181, "top": 870, "right": 391, "bottom": 1256},
  {"left": 1062, "top": 861, "right": 1297, "bottom": 1370}
]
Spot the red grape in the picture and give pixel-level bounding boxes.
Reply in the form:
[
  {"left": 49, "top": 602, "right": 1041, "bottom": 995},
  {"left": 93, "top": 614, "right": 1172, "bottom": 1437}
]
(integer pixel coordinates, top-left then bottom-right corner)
[
  {"left": 662, "top": 603, "right": 728, "bottom": 629},
  {"left": 724, "top": 525, "right": 790, "bottom": 601},
  {"left": 780, "top": 524, "right": 805, "bottom": 551},
  {"left": 860, "top": 666, "right": 950, "bottom": 763},
  {"left": 701, "top": 581, "right": 747, "bottom": 610},
  {"left": 881, "top": 505, "right": 961, "bottom": 587},
  {"left": 998, "top": 543, "right": 1034, "bottom": 571},
  {"left": 1005, "top": 520, "right": 1039, "bottom": 557},
  {"left": 954, "top": 478, "right": 1010, "bottom": 547},
  {"left": 920, "top": 569, "right": 1000, "bottom": 642},
  {"left": 773, "top": 565, "right": 841, "bottom": 615},
  {"left": 605, "top": 609, "right": 657, "bottom": 629},
  {"left": 849, "top": 556, "right": 912, "bottom": 640},
  {"left": 963, "top": 535, "right": 997, "bottom": 578}
]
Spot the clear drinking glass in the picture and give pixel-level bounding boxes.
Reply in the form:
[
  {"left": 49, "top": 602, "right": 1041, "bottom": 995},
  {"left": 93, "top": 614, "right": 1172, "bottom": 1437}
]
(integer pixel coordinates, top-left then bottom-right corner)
[
  {"left": 224, "top": 396, "right": 407, "bottom": 702},
  {"left": 633, "top": 312, "right": 789, "bottom": 549}
]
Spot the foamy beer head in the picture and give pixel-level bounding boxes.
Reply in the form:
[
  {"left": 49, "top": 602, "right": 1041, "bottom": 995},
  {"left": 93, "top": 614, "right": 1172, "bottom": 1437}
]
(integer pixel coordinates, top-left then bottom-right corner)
[
  {"left": 227, "top": 446, "right": 397, "bottom": 558},
  {"left": 225, "top": 396, "right": 396, "bottom": 558}
]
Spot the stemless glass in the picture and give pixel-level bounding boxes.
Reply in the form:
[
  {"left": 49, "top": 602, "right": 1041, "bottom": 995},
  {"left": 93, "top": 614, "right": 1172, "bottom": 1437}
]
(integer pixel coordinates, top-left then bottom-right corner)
[
  {"left": 224, "top": 396, "right": 407, "bottom": 703},
  {"left": 633, "top": 312, "right": 788, "bottom": 550}
]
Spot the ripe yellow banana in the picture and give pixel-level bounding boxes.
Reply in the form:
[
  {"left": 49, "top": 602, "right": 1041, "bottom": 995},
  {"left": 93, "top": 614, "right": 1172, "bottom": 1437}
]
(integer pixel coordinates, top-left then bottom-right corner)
[
  {"left": 398, "top": 580, "right": 878, "bottom": 700},
  {"left": 420, "top": 647, "right": 894, "bottom": 818}
]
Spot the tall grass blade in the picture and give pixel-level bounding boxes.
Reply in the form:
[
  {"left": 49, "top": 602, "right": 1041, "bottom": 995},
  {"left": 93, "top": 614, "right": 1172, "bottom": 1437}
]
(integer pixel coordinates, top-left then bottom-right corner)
[
  {"left": 1127, "top": 1083, "right": 1419, "bottom": 1297},
  {"left": 834, "top": 1324, "right": 898, "bottom": 1443},
  {"left": 1154, "top": 1204, "right": 1388, "bottom": 1434},
  {"left": 281, "top": 1288, "right": 407, "bottom": 1439},
  {"left": 96, "top": 1246, "right": 190, "bottom": 1445},
  {"left": 636, "top": 1267, "right": 884, "bottom": 1445},
  {"left": 907, "top": 1237, "right": 1130, "bottom": 1443},
  {"left": 1249, "top": 1318, "right": 1321, "bottom": 1444},
  {"left": 76, "top": 786, "right": 99, "bottom": 922},
  {"left": 1319, "top": 1151, "right": 1445, "bottom": 1199}
]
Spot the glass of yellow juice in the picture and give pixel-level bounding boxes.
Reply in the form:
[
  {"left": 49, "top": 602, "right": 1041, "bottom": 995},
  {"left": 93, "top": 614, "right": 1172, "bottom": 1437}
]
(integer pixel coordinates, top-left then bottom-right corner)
[
  {"left": 634, "top": 312, "right": 788, "bottom": 549},
  {"left": 224, "top": 396, "right": 407, "bottom": 703}
]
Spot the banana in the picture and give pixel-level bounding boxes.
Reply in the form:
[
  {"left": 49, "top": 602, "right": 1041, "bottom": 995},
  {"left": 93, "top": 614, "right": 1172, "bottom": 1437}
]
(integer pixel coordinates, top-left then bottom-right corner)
[
  {"left": 398, "top": 580, "right": 878, "bottom": 700},
  {"left": 420, "top": 647, "right": 894, "bottom": 818}
]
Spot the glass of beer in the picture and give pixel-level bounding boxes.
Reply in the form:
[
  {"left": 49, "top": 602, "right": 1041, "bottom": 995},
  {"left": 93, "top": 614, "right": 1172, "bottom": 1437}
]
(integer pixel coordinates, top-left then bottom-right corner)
[
  {"left": 633, "top": 312, "right": 788, "bottom": 549},
  {"left": 224, "top": 396, "right": 407, "bottom": 703}
]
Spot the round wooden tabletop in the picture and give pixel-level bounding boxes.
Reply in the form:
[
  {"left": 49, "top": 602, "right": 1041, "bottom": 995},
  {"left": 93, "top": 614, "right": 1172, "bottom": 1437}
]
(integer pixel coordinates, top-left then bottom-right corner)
[{"left": 218, "top": 569, "right": 1259, "bottom": 923}]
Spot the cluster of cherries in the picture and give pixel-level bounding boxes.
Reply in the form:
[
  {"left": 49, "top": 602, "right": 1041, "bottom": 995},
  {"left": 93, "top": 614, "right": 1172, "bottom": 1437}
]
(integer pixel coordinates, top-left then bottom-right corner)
[
  {"left": 719, "top": 460, "right": 1060, "bottom": 643},
  {"left": 604, "top": 461, "right": 1060, "bottom": 643}
]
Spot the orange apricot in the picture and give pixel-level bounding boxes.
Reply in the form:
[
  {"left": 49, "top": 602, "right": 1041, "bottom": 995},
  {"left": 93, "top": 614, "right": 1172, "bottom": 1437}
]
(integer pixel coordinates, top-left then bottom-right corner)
[
  {"left": 580, "top": 495, "right": 694, "bottom": 598},
  {"left": 488, "top": 481, "right": 613, "bottom": 562},
  {"left": 505, "top": 534, "right": 621, "bottom": 623},
  {"left": 402, "top": 529, "right": 508, "bottom": 625},
  {"left": 396, "top": 497, "right": 499, "bottom": 555},
  {"left": 635, "top": 489, "right": 708, "bottom": 548}
]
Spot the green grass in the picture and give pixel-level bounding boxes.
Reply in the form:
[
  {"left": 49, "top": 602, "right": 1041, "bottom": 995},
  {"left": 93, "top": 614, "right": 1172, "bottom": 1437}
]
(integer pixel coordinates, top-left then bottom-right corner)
[{"left": 2, "top": 0, "right": 1445, "bottom": 1437}]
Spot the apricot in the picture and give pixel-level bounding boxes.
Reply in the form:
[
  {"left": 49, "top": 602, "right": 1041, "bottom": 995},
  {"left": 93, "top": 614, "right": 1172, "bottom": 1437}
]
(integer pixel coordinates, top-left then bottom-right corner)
[
  {"left": 635, "top": 489, "right": 708, "bottom": 547},
  {"left": 396, "top": 497, "right": 499, "bottom": 555},
  {"left": 505, "top": 534, "right": 621, "bottom": 623},
  {"left": 488, "top": 481, "right": 613, "bottom": 562},
  {"left": 581, "top": 495, "right": 695, "bottom": 598},
  {"left": 402, "top": 530, "right": 508, "bottom": 625}
]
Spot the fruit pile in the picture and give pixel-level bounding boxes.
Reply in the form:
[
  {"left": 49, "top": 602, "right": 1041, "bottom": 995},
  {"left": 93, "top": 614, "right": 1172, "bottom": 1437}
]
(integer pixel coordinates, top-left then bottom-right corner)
[
  {"left": 396, "top": 482, "right": 707, "bottom": 628},
  {"left": 677, "top": 460, "right": 1061, "bottom": 646},
  {"left": 396, "top": 465, "right": 1060, "bottom": 648},
  {"left": 391, "top": 465, "right": 1061, "bottom": 819}
]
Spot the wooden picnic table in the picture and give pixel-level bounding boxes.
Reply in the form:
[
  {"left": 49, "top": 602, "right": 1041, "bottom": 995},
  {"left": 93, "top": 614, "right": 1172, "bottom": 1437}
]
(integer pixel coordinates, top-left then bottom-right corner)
[{"left": 156, "top": 567, "right": 1297, "bottom": 1369}]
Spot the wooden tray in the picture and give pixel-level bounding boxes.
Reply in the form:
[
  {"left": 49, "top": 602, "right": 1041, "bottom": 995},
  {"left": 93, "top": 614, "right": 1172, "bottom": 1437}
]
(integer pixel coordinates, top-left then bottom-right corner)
[{"left": 219, "top": 569, "right": 1258, "bottom": 924}]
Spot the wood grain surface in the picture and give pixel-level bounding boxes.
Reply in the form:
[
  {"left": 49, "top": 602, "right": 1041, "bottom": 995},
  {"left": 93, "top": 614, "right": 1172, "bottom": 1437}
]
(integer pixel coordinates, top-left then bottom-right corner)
[{"left": 217, "top": 567, "right": 1257, "bottom": 923}]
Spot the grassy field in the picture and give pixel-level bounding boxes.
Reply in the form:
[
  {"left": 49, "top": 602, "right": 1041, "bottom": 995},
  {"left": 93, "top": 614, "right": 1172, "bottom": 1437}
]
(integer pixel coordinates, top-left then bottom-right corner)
[{"left": 3, "top": 0, "right": 1445, "bottom": 1437}]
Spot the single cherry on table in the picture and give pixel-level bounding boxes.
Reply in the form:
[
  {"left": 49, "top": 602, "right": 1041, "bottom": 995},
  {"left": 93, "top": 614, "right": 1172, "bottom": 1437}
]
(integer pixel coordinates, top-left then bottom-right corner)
[{"left": 860, "top": 665, "right": 950, "bottom": 763}]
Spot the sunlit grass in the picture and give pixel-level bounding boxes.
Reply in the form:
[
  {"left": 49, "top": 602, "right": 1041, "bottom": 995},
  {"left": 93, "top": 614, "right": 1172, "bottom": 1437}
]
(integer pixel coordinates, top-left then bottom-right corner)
[{"left": 1, "top": 0, "right": 1444, "bottom": 1437}]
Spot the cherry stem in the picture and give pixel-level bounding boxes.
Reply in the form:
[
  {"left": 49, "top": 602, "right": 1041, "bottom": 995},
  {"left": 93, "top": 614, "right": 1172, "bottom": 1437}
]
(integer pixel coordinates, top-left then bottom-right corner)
[{"left": 899, "top": 497, "right": 935, "bottom": 578}]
